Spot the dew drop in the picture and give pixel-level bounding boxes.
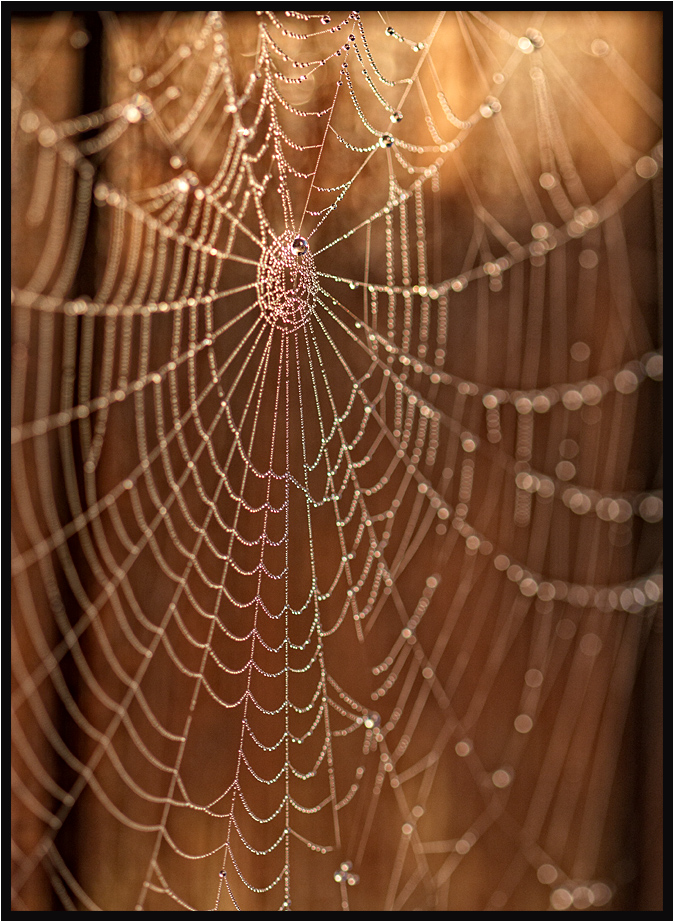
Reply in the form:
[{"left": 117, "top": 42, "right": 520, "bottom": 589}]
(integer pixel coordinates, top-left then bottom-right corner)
[
  {"left": 480, "top": 96, "right": 501, "bottom": 119},
  {"left": 514, "top": 714, "right": 533, "bottom": 733},
  {"left": 550, "top": 887, "right": 573, "bottom": 910},
  {"left": 614, "top": 369, "right": 639, "bottom": 394},
  {"left": 636, "top": 156, "right": 658, "bottom": 178},
  {"left": 492, "top": 767, "right": 513, "bottom": 788},
  {"left": 525, "top": 28, "right": 544, "bottom": 48},
  {"left": 20, "top": 111, "right": 40, "bottom": 133},
  {"left": 525, "top": 668, "right": 543, "bottom": 688},
  {"left": 290, "top": 236, "right": 309, "bottom": 257},
  {"left": 639, "top": 495, "right": 663, "bottom": 523},
  {"left": 70, "top": 30, "right": 90, "bottom": 50},
  {"left": 644, "top": 353, "right": 663, "bottom": 380},
  {"left": 537, "top": 863, "right": 558, "bottom": 885},
  {"left": 555, "top": 460, "right": 576, "bottom": 481},
  {"left": 591, "top": 882, "right": 613, "bottom": 906},
  {"left": 591, "top": 38, "right": 610, "bottom": 56},
  {"left": 455, "top": 739, "right": 472, "bottom": 757},
  {"left": 123, "top": 105, "right": 143, "bottom": 124}
]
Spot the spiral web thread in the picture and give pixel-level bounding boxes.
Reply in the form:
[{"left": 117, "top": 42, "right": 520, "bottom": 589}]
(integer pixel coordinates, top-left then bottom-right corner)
[{"left": 11, "top": 11, "right": 663, "bottom": 912}]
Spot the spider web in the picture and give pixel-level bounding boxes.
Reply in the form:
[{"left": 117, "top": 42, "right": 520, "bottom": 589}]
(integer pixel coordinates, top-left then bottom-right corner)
[{"left": 11, "top": 10, "right": 663, "bottom": 912}]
